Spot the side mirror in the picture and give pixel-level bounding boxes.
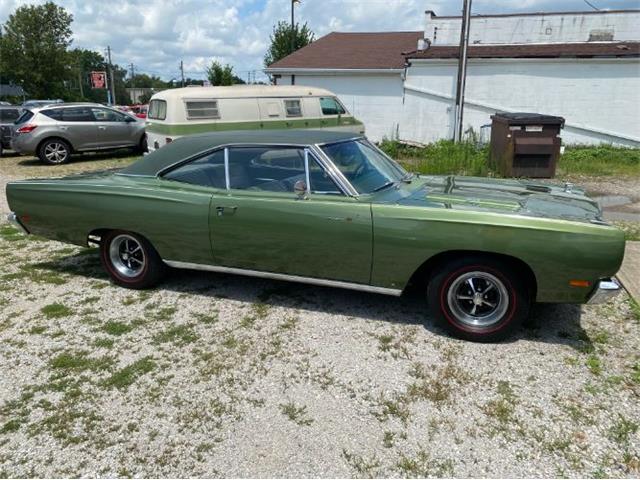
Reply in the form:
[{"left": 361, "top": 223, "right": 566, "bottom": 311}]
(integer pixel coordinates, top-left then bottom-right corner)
[{"left": 293, "top": 180, "right": 308, "bottom": 198}]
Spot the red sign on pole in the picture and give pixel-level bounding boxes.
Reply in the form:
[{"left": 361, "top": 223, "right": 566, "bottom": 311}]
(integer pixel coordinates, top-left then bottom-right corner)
[{"left": 90, "top": 71, "right": 107, "bottom": 89}]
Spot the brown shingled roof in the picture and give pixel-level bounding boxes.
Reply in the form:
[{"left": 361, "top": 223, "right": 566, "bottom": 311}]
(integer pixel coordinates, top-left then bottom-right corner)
[
  {"left": 406, "top": 42, "right": 640, "bottom": 60},
  {"left": 266, "top": 31, "right": 422, "bottom": 70}
]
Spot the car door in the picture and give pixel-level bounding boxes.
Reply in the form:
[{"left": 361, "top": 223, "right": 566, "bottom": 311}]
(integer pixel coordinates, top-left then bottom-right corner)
[
  {"left": 59, "top": 107, "right": 98, "bottom": 150},
  {"left": 91, "top": 107, "right": 137, "bottom": 147},
  {"left": 209, "top": 145, "right": 372, "bottom": 284}
]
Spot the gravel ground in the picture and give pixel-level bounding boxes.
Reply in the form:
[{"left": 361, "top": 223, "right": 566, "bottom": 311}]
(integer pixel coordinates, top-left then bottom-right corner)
[{"left": 0, "top": 156, "right": 639, "bottom": 478}]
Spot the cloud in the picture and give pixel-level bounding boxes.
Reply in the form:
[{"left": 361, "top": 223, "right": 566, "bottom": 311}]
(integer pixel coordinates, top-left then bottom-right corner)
[{"left": 1, "top": 0, "right": 637, "bottom": 83}]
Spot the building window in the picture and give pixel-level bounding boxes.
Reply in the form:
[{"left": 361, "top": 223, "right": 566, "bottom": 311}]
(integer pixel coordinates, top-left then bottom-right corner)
[
  {"left": 185, "top": 100, "right": 220, "bottom": 119},
  {"left": 284, "top": 99, "right": 302, "bottom": 117}
]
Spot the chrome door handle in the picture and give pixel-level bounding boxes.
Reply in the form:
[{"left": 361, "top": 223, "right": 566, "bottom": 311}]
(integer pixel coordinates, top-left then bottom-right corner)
[
  {"left": 215, "top": 206, "right": 237, "bottom": 216},
  {"left": 98, "top": 126, "right": 106, "bottom": 130},
  {"left": 59, "top": 126, "right": 68, "bottom": 131}
]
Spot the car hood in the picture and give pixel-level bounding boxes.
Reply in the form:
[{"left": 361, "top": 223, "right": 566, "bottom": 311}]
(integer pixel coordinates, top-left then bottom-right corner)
[{"left": 389, "top": 175, "right": 604, "bottom": 223}]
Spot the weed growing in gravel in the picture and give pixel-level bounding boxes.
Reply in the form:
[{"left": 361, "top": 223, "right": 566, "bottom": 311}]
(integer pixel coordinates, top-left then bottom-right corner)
[
  {"left": 586, "top": 355, "right": 603, "bottom": 375},
  {"left": 383, "top": 431, "right": 396, "bottom": 448},
  {"left": 101, "top": 321, "right": 134, "bottom": 336},
  {"left": 279, "top": 402, "right": 313, "bottom": 426},
  {"left": 103, "top": 357, "right": 156, "bottom": 389},
  {"left": 154, "top": 324, "right": 198, "bottom": 346},
  {"left": 342, "top": 450, "right": 382, "bottom": 477},
  {"left": 94, "top": 338, "right": 114, "bottom": 348},
  {"left": 396, "top": 450, "right": 454, "bottom": 477},
  {"left": 629, "top": 298, "right": 640, "bottom": 323},
  {"left": 252, "top": 302, "right": 270, "bottom": 318},
  {"left": 193, "top": 312, "right": 218, "bottom": 324},
  {"left": 28, "top": 325, "right": 47, "bottom": 334},
  {"left": 609, "top": 415, "right": 639, "bottom": 445},
  {"left": 483, "top": 381, "right": 518, "bottom": 433},
  {"left": 147, "top": 306, "right": 177, "bottom": 322},
  {"left": 49, "top": 351, "right": 113, "bottom": 372},
  {"left": 41, "top": 303, "right": 73, "bottom": 319}
]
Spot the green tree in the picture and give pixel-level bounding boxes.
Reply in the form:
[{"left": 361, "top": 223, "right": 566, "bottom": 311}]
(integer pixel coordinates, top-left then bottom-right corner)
[
  {"left": 0, "top": 2, "right": 73, "bottom": 98},
  {"left": 67, "top": 48, "right": 108, "bottom": 103},
  {"left": 264, "top": 21, "right": 314, "bottom": 66},
  {"left": 206, "top": 60, "right": 236, "bottom": 86}
]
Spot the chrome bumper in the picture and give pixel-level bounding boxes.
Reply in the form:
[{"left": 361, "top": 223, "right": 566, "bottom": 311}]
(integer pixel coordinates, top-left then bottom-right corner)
[
  {"left": 587, "top": 278, "right": 622, "bottom": 304},
  {"left": 7, "top": 212, "right": 29, "bottom": 234}
]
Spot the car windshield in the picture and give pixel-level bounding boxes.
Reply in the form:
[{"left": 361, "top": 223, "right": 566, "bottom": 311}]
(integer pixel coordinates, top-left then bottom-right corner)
[{"left": 320, "top": 139, "right": 408, "bottom": 194}]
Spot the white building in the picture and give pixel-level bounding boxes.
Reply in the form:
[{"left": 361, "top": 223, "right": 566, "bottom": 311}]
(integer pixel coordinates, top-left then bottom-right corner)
[{"left": 266, "top": 9, "right": 640, "bottom": 146}]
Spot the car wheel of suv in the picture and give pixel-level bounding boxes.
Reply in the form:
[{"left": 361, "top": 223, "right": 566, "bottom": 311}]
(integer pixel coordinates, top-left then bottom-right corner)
[
  {"left": 100, "top": 230, "right": 165, "bottom": 289},
  {"left": 39, "top": 139, "right": 71, "bottom": 165},
  {"left": 427, "top": 257, "right": 529, "bottom": 342}
]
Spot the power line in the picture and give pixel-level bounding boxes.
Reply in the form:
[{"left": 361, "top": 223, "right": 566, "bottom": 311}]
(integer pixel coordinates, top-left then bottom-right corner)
[{"left": 583, "top": 0, "right": 600, "bottom": 10}]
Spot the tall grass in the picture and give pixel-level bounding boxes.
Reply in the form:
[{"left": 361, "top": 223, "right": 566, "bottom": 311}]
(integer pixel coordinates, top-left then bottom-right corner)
[
  {"left": 379, "top": 139, "right": 492, "bottom": 177},
  {"left": 379, "top": 140, "right": 640, "bottom": 178},
  {"left": 558, "top": 145, "right": 640, "bottom": 177}
]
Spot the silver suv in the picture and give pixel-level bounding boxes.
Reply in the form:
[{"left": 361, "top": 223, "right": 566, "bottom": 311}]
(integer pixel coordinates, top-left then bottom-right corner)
[{"left": 11, "top": 103, "right": 146, "bottom": 164}]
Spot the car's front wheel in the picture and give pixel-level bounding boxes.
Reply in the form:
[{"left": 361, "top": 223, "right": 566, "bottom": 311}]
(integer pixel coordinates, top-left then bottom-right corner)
[
  {"left": 38, "top": 138, "right": 71, "bottom": 165},
  {"left": 427, "top": 257, "right": 529, "bottom": 342},
  {"left": 100, "top": 230, "right": 165, "bottom": 289}
]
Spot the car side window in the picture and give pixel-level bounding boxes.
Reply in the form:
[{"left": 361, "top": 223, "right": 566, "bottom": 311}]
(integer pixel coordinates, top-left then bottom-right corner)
[
  {"left": 41, "top": 108, "right": 63, "bottom": 121},
  {"left": 228, "top": 146, "right": 342, "bottom": 195},
  {"left": 284, "top": 99, "right": 302, "bottom": 117},
  {"left": 163, "top": 150, "right": 226, "bottom": 189},
  {"left": 92, "top": 108, "right": 128, "bottom": 122},
  {"left": 319, "top": 97, "right": 346, "bottom": 115},
  {"left": 61, "top": 107, "right": 94, "bottom": 122}
]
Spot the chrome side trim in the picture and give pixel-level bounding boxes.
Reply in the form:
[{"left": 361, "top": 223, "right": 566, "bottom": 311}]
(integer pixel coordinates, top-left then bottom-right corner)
[
  {"left": 163, "top": 260, "right": 403, "bottom": 296},
  {"left": 587, "top": 278, "right": 622, "bottom": 304},
  {"left": 7, "top": 212, "right": 29, "bottom": 234},
  {"left": 224, "top": 147, "right": 230, "bottom": 190}
]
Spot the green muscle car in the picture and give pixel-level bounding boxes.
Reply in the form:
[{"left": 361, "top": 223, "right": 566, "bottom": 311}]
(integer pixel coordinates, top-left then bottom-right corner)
[{"left": 6, "top": 130, "right": 625, "bottom": 342}]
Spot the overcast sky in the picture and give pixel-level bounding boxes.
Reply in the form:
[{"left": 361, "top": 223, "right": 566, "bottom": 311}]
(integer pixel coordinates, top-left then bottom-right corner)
[{"left": 0, "top": 0, "right": 638, "bottom": 82}]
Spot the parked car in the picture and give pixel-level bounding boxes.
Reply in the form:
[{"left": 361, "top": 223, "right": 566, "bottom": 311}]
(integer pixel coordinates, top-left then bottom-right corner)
[
  {"left": 11, "top": 103, "right": 146, "bottom": 164},
  {"left": 0, "top": 105, "right": 22, "bottom": 156},
  {"left": 130, "top": 104, "right": 147, "bottom": 120},
  {"left": 145, "top": 85, "right": 363, "bottom": 153},
  {"left": 6, "top": 130, "right": 624, "bottom": 342},
  {"left": 22, "top": 99, "right": 63, "bottom": 109}
]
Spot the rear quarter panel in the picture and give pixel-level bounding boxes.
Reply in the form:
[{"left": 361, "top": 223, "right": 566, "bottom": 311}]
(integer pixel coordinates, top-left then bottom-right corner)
[
  {"left": 371, "top": 204, "right": 625, "bottom": 303},
  {"left": 6, "top": 176, "right": 214, "bottom": 265}
]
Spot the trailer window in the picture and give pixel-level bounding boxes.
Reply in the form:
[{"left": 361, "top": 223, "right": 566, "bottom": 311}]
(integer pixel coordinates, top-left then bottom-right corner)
[
  {"left": 320, "top": 97, "right": 346, "bottom": 115},
  {"left": 185, "top": 100, "right": 220, "bottom": 119},
  {"left": 284, "top": 99, "right": 302, "bottom": 117},
  {"left": 148, "top": 99, "right": 167, "bottom": 120}
]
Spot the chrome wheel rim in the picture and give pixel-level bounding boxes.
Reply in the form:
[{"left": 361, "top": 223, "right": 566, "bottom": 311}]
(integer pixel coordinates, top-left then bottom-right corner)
[
  {"left": 44, "top": 142, "right": 68, "bottom": 163},
  {"left": 446, "top": 271, "right": 509, "bottom": 328},
  {"left": 109, "top": 234, "right": 145, "bottom": 278}
]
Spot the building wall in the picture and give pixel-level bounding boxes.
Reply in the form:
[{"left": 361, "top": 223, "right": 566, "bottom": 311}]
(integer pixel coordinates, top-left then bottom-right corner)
[
  {"left": 402, "top": 58, "right": 640, "bottom": 146},
  {"left": 276, "top": 73, "right": 404, "bottom": 141},
  {"left": 424, "top": 10, "right": 640, "bottom": 46}
]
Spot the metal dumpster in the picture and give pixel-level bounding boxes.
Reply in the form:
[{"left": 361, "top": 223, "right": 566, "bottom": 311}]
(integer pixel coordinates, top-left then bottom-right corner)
[{"left": 489, "top": 112, "right": 565, "bottom": 178}]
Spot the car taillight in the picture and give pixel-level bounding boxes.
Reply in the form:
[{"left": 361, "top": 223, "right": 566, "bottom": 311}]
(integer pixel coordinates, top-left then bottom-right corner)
[{"left": 17, "top": 124, "right": 37, "bottom": 134}]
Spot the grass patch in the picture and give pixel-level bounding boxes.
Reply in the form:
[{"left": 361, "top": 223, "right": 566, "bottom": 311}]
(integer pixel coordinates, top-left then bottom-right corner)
[
  {"left": 94, "top": 337, "right": 114, "bottom": 348},
  {"left": 49, "top": 351, "right": 113, "bottom": 372},
  {"left": 0, "top": 419, "right": 22, "bottom": 434},
  {"left": 557, "top": 145, "right": 640, "bottom": 177},
  {"left": 379, "top": 140, "right": 640, "bottom": 178},
  {"left": 380, "top": 139, "right": 491, "bottom": 176},
  {"left": 586, "top": 355, "right": 603, "bottom": 375},
  {"left": 101, "top": 321, "right": 133, "bottom": 336},
  {"left": 41, "top": 303, "right": 73, "bottom": 319},
  {"left": 629, "top": 298, "right": 640, "bottom": 323},
  {"left": 342, "top": 450, "right": 381, "bottom": 477},
  {"left": 396, "top": 450, "right": 454, "bottom": 477},
  {"left": 103, "top": 357, "right": 156, "bottom": 389},
  {"left": 154, "top": 324, "right": 198, "bottom": 345},
  {"left": 609, "top": 415, "right": 639, "bottom": 445}
]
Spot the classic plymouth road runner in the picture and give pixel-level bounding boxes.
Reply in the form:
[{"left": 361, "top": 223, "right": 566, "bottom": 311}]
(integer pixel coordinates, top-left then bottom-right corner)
[{"left": 6, "top": 131, "right": 624, "bottom": 341}]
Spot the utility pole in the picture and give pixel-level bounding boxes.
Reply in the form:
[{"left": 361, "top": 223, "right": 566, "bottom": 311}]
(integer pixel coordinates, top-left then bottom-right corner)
[
  {"left": 106, "top": 46, "right": 116, "bottom": 105},
  {"left": 180, "top": 60, "right": 185, "bottom": 87},
  {"left": 78, "top": 68, "right": 84, "bottom": 99},
  {"left": 453, "top": 0, "right": 472, "bottom": 142}
]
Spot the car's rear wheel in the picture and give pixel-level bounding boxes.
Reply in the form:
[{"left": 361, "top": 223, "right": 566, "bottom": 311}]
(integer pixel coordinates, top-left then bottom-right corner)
[
  {"left": 100, "top": 230, "right": 165, "bottom": 289},
  {"left": 427, "top": 257, "right": 529, "bottom": 342},
  {"left": 38, "top": 138, "right": 71, "bottom": 165}
]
